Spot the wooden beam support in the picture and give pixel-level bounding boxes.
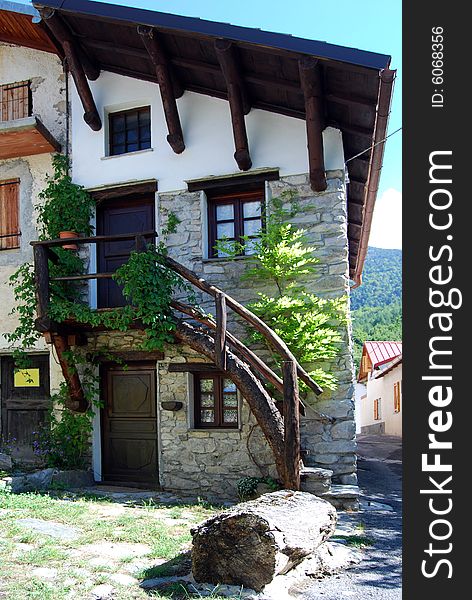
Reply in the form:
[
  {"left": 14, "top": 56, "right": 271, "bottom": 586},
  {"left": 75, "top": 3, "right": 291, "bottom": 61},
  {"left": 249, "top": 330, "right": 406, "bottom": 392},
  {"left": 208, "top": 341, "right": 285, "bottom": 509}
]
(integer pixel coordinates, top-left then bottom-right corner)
[
  {"left": 215, "top": 39, "right": 252, "bottom": 171},
  {"left": 298, "top": 56, "right": 327, "bottom": 192},
  {"left": 52, "top": 334, "right": 88, "bottom": 413},
  {"left": 282, "top": 360, "right": 301, "bottom": 490},
  {"left": 39, "top": 9, "right": 101, "bottom": 131},
  {"left": 138, "top": 25, "right": 185, "bottom": 154}
]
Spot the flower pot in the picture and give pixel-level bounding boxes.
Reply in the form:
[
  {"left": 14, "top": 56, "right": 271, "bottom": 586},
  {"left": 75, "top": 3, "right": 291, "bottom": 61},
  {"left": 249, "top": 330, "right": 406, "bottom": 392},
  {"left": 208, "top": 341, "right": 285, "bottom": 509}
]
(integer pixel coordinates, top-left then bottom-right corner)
[{"left": 59, "top": 231, "right": 79, "bottom": 250}]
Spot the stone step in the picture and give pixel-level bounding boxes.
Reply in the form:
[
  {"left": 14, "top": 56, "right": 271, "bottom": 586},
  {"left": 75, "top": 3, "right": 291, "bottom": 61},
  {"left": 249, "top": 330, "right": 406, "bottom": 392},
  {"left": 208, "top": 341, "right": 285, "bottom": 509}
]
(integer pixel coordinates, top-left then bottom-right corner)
[
  {"left": 300, "top": 466, "right": 333, "bottom": 495},
  {"left": 322, "top": 484, "right": 360, "bottom": 511}
]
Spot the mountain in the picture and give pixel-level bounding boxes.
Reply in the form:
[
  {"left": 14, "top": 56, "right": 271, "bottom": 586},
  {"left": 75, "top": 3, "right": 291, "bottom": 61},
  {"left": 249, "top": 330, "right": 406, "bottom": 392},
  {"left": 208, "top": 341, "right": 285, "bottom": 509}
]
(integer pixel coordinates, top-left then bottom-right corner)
[{"left": 350, "top": 247, "right": 402, "bottom": 367}]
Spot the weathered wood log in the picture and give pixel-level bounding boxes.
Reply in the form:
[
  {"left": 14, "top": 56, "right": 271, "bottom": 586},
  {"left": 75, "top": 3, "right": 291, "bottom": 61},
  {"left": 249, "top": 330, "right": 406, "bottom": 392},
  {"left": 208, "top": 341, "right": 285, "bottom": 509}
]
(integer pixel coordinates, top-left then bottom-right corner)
[
  {"left": 138, "top": 25, "right": 185, "bottom": 154},
  {"left": 191, "top": 490, "right": 337, "bottom": 592},
  {"left": 283, "top": 360, "right": 301, "bottom": 490}
]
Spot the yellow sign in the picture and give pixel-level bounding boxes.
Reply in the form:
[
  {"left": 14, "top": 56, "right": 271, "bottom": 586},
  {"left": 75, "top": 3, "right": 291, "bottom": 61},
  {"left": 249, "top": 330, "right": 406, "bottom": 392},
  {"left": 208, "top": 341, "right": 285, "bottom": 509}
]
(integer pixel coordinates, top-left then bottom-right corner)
[{"left": 14, "top": 368, "right": 40, "bottom": 387}]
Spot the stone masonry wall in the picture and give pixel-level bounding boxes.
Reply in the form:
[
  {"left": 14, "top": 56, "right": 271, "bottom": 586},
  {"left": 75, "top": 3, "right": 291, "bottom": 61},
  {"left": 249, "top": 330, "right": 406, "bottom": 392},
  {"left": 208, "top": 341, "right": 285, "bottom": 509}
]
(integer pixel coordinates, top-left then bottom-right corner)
[
  {"left": 157, "top": 170, "right": 356, "bottom": 491},
  {"left": 84, "top": 170, "right": 356, "bottom": 498}
]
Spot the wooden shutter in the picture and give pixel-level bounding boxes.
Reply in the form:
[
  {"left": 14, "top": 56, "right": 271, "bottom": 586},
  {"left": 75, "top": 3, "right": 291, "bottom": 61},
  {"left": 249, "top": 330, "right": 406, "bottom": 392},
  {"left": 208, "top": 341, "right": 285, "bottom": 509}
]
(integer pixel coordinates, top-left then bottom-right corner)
[
  {"left": 374, "top": 398, "right": 380, "bottom": 420},
  {"left": 0, "top": 81, "right": 30, "bottom": 122},
  {"left": 393, "top": 382, "right": 401, "bottom": 412},
  {"left": 0, "top": 179, "right": 20, "bottom": 250}
]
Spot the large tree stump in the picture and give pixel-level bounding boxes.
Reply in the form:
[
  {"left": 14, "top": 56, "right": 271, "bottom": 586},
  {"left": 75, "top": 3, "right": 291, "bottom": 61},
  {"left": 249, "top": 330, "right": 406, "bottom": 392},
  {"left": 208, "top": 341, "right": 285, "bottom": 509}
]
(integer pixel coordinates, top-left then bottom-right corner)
[{"left": 191, "top": 490, "right": 337, "bottom": 592}]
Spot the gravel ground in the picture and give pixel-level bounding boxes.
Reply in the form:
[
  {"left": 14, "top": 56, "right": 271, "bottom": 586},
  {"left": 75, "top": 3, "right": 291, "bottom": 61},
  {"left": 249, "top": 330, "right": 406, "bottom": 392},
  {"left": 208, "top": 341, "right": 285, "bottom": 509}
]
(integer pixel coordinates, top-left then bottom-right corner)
[{"left": 296, "top": 435, "right": 402, "bottom": 600}]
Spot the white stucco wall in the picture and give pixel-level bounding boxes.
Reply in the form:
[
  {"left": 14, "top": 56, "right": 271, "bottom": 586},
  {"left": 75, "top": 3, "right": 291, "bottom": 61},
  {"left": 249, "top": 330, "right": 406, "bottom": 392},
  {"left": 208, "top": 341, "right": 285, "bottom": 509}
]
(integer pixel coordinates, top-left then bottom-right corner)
[
  {"left": 361, "top": 364, "right": 402, "bottom": 437},
  {"left": 70, "top": 70, "right": 344, "bottom": 192}
]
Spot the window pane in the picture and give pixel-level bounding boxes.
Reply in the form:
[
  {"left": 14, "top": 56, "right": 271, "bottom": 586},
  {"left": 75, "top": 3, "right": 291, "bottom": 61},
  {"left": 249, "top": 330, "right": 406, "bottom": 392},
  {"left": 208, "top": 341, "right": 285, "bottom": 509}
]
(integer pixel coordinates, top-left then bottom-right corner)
[
  {"left": 112, "top": 115, "right": 125, "bottom": 131},
  {"left": 200, "top": 379, "right": 214, "bottom": 393},
  {"left": 223, "top": 379, "right": 236, "bottom": 393},
  {"left": 243, "top": 200, "right": 261, "bottom": 218},
  {"left": 223, "top": 394, "right": 238, "bottom": 408},
  {"left": 200, "top": 409, "right": 215, "bottom": 423},
  {"left": 216, "top": 204, "right": 234, "bottom": 221},
  {"left": 112, "top": 132, "right": 126, "bottom": 145},
  {"left": 139, "top": 110, "right": 151, "bottom": 125},
  {"left": 126, "top": 112, "right": 138, "bottom": 129},
  {"left": 244, "top": 219, "right": 262, "bottom": 237},
  {"left": 244, "top": 238, "right": 259, "bottom": 255},
  {"left": 127, "top": 143, "right": 139, "bottom": 153},
  {"left": 223, "top": 410, "right": 238, "bottom": 423},
  {"left": 140, "top": 139, "right": 151, "bottom": 150},
  {"left": 217, "top": 222, "right": 235, "bottom": 239},
  {"left": 200, "top": 393, "right": 215, "bottom": 408},
  {"left": 127, "top": 128, "right": 139, "bottom": 143},
  {"left": 140, "top": 125, "right": 151, "bottom": 141},
  {"left": 113, "top": 145, "right": 125, "bottom": 155}
]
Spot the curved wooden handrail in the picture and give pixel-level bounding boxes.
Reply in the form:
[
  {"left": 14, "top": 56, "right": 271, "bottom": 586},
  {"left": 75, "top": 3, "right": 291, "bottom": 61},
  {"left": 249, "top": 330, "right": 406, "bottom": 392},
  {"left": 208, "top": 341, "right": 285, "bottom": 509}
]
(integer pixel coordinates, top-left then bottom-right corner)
[{"left": 165, "top": 256, "right": 323, "bottom": 395}]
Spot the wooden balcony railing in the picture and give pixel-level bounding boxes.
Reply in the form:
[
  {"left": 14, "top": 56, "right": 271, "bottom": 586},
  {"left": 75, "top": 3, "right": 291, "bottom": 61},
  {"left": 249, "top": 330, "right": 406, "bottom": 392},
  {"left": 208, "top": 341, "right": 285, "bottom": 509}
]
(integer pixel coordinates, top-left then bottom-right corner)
[
  {"left": 0, "top": 81, "right": 31, "bottom": 122},
  {"left": 31, "top": 231, "right": 326, "bottom": 489}
]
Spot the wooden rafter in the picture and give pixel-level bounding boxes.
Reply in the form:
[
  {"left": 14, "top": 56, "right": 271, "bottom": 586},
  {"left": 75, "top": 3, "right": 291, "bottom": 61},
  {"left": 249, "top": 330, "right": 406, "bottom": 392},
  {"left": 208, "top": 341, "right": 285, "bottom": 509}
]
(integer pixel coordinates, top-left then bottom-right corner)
[
  {"left": 299, "top": 56, "right": 327, "bottom": 192},
  {"left": 215, "top": 39, "right": 252, "bottom": 171},
  {"left": 39, "top": 8, "right": 101, "bottom": 131},
  {"left": 138, "top": 25, "right": 185, "bottom": 154}
]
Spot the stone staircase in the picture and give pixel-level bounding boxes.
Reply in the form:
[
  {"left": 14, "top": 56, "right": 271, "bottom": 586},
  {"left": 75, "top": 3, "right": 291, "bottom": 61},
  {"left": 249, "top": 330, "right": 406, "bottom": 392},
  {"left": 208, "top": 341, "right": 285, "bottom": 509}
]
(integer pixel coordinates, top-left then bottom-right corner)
[{"left": 300, "top": 466, "right": 360, "bottom": 511}]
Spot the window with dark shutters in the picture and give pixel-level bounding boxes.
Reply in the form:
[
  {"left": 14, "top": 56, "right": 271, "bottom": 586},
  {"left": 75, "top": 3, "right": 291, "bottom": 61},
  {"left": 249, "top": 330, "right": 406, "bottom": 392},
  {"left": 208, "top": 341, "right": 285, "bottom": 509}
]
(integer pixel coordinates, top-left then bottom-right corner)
[{"left": 0, "top": 179, "right": 20, "bottom": 250}]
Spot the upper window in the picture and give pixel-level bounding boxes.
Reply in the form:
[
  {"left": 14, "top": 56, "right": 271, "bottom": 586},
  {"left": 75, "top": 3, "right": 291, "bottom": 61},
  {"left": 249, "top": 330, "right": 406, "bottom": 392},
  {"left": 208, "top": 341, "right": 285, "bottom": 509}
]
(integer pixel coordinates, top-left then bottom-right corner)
[
  {"left": 108, "top": 107, "right": 151, "bottom": 156},
  {"left": 0, "top": 80, "right": 31, "bottom": 122},
  {"left": 208, "top": 189, "right": 264, "bottom": 258},
  {"left": 194, "top": 373, "right": 239, "bottom": 428},
  {"left": 0, "top": 179, "right": 20, "bottom": 250}
]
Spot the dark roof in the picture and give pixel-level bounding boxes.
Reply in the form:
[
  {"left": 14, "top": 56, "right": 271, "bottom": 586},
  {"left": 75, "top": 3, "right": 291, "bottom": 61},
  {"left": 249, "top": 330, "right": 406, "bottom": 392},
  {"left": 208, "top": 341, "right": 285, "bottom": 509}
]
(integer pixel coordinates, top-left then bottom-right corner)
[{"left": 6, "top": 0, "right": 395, "bottom": 283}]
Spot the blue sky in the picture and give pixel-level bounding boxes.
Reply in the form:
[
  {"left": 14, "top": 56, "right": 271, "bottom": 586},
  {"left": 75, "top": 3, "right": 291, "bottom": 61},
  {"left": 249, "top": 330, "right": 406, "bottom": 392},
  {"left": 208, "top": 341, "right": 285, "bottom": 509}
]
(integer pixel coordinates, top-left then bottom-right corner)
[{"left": 22, "top": 0, "right": 402, "bottom": 246}]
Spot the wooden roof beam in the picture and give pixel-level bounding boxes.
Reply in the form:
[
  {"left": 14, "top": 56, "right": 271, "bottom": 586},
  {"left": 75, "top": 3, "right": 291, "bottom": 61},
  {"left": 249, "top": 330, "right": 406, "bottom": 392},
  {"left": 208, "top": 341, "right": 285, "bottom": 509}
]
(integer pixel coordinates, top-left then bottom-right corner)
[
  {"left": 39, "top": 9, "right": 101, "bottom": 131},
  {"left": 215, "top": 39, "right": 252, "bottom": 171},
  {"left": 298, "top": 56, "right": 327, "bottom": 192},
  {"left": 138, "top": 26, "right": 185, "bottom": 154},
  {"left": 39, "top": 9, "right": 99, "bottom": 81}
]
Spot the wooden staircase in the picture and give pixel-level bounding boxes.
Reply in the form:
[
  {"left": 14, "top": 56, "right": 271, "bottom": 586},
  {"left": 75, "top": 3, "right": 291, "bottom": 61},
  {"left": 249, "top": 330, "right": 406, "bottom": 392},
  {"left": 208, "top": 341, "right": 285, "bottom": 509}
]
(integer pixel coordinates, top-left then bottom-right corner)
[{"left": 31, "top": 231, "right": 333, "bottom": 491}]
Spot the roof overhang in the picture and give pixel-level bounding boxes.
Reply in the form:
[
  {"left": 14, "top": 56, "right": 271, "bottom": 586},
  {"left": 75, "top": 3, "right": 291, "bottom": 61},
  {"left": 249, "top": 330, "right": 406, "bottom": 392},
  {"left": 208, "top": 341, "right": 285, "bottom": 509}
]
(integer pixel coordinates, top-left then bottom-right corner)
[
  {"left": 0, "top": 1, "right": 58, "bottom": 52},
  {"left": 2, "top": 0, "right": 395, "bottom": 282},
  {"left": 0, "top": 115, "right": 61, "bottom": 159}
]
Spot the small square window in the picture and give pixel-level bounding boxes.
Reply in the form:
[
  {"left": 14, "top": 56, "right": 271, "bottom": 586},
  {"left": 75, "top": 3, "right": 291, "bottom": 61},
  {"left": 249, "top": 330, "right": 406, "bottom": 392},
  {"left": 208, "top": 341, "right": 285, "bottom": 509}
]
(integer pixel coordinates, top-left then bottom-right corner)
[
  {"left": 208, "top": 190, "right": 264, "bottom": 258},
  {"left": 108, "top": 107, "right": 151, "bottom": 156},
  {"left": 194, "top": 373, "right": 239, "bottom": 428}
]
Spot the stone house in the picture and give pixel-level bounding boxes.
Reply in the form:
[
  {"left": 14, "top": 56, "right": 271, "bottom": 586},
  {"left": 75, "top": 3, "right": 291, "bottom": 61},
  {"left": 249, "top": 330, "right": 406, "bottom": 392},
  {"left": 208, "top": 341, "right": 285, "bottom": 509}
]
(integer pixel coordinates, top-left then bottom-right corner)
[
  {"left": 0, "top": 0, "right": 65, "bottom": 461},
  {"left": 357, "top": 341, "right": 402, "bottom": 437},
  {"left": 0, "top": 0, "right": 395, "bottom": 503}
]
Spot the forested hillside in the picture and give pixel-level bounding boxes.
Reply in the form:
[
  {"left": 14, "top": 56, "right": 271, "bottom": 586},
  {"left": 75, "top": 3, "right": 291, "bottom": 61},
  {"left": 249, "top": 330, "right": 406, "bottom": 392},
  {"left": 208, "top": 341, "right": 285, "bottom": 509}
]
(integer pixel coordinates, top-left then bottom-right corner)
[{"left": 351, "top": 247, "right": 402, "bottom": 367}]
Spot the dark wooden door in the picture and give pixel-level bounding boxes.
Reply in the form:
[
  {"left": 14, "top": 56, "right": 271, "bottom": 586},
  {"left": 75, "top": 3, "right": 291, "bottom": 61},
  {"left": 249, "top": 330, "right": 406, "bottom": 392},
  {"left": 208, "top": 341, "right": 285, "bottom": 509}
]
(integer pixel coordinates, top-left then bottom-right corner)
[
  {"left": 0, "top": 355, "right": 50, "bottom": 463},
  {"left": 101, "top": 363, "right": 158, "bottom": 485},
  {"left": 96, "top": 196, "right": 155, "bottom": 308}
]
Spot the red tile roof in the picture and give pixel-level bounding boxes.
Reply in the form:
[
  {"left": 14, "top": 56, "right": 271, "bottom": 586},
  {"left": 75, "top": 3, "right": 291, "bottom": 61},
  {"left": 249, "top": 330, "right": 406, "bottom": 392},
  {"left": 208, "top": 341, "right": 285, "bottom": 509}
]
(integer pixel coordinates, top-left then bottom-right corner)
[{"left": 364, "top": 341, "right": 402, "bottom": 369}]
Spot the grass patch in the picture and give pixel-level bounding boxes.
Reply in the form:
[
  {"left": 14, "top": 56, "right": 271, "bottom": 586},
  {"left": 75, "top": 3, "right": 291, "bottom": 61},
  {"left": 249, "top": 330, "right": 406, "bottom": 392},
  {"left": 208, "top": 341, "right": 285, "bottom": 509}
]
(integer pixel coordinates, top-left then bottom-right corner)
[
  {"left": 334, "top": 534, "right": 374, "bottom": 548},
  {"left": 0, "top": 489, "right": 215, "bottom": 600}
]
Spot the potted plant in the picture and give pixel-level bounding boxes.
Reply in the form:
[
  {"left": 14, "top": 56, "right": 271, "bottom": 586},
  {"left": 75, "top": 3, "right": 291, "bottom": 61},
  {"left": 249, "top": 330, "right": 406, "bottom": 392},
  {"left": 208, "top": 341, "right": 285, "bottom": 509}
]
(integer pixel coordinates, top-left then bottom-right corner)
[{"left": 37, "top": 154, "right": 95, "bottom": 249}]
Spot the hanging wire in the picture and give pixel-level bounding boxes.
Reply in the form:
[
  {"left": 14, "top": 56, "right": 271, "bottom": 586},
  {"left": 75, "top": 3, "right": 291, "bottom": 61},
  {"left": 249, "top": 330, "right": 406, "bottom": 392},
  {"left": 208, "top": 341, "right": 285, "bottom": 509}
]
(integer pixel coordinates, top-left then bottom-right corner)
[{"left": 345, "top": 126, "right": 402, "bottom": 164}]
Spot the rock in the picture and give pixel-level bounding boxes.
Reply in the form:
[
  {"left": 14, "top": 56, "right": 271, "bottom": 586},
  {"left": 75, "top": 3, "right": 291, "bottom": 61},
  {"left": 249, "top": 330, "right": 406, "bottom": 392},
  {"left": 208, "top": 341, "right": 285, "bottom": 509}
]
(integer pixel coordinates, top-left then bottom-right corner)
[
  {"left": 191, "top": 490, "right": 337, "bottom": 592},
  {"left": 108, "top": 573, "right": 137, "bottom": 586},
  {"left": 51, "top": 469, "right": 94, "bottom": 488},
  {"left": 0, "top": 452, "right": 12, "bottom": 470},
  {"left": 90, "top": 583, "right": 114, "bottom": 599},
  {"left": 32, "top": 567, "right": 58, "bottom": 579},
  {"left": 16, "top": 518, "right": 79, "bottom": 540}
]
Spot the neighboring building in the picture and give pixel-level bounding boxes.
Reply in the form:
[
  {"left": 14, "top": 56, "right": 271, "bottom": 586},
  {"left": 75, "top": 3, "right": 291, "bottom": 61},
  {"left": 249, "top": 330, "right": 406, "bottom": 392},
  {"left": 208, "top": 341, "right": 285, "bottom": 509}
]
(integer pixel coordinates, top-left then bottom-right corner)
[
  {"left": 0, "top": 0, "right": 395, "bottom": 501},
  {"left": 357, "top": 341, "right": 402, "bottom": 437},
  {"left": 0, "top": 1, "right": 65, "bottom": 461}
]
